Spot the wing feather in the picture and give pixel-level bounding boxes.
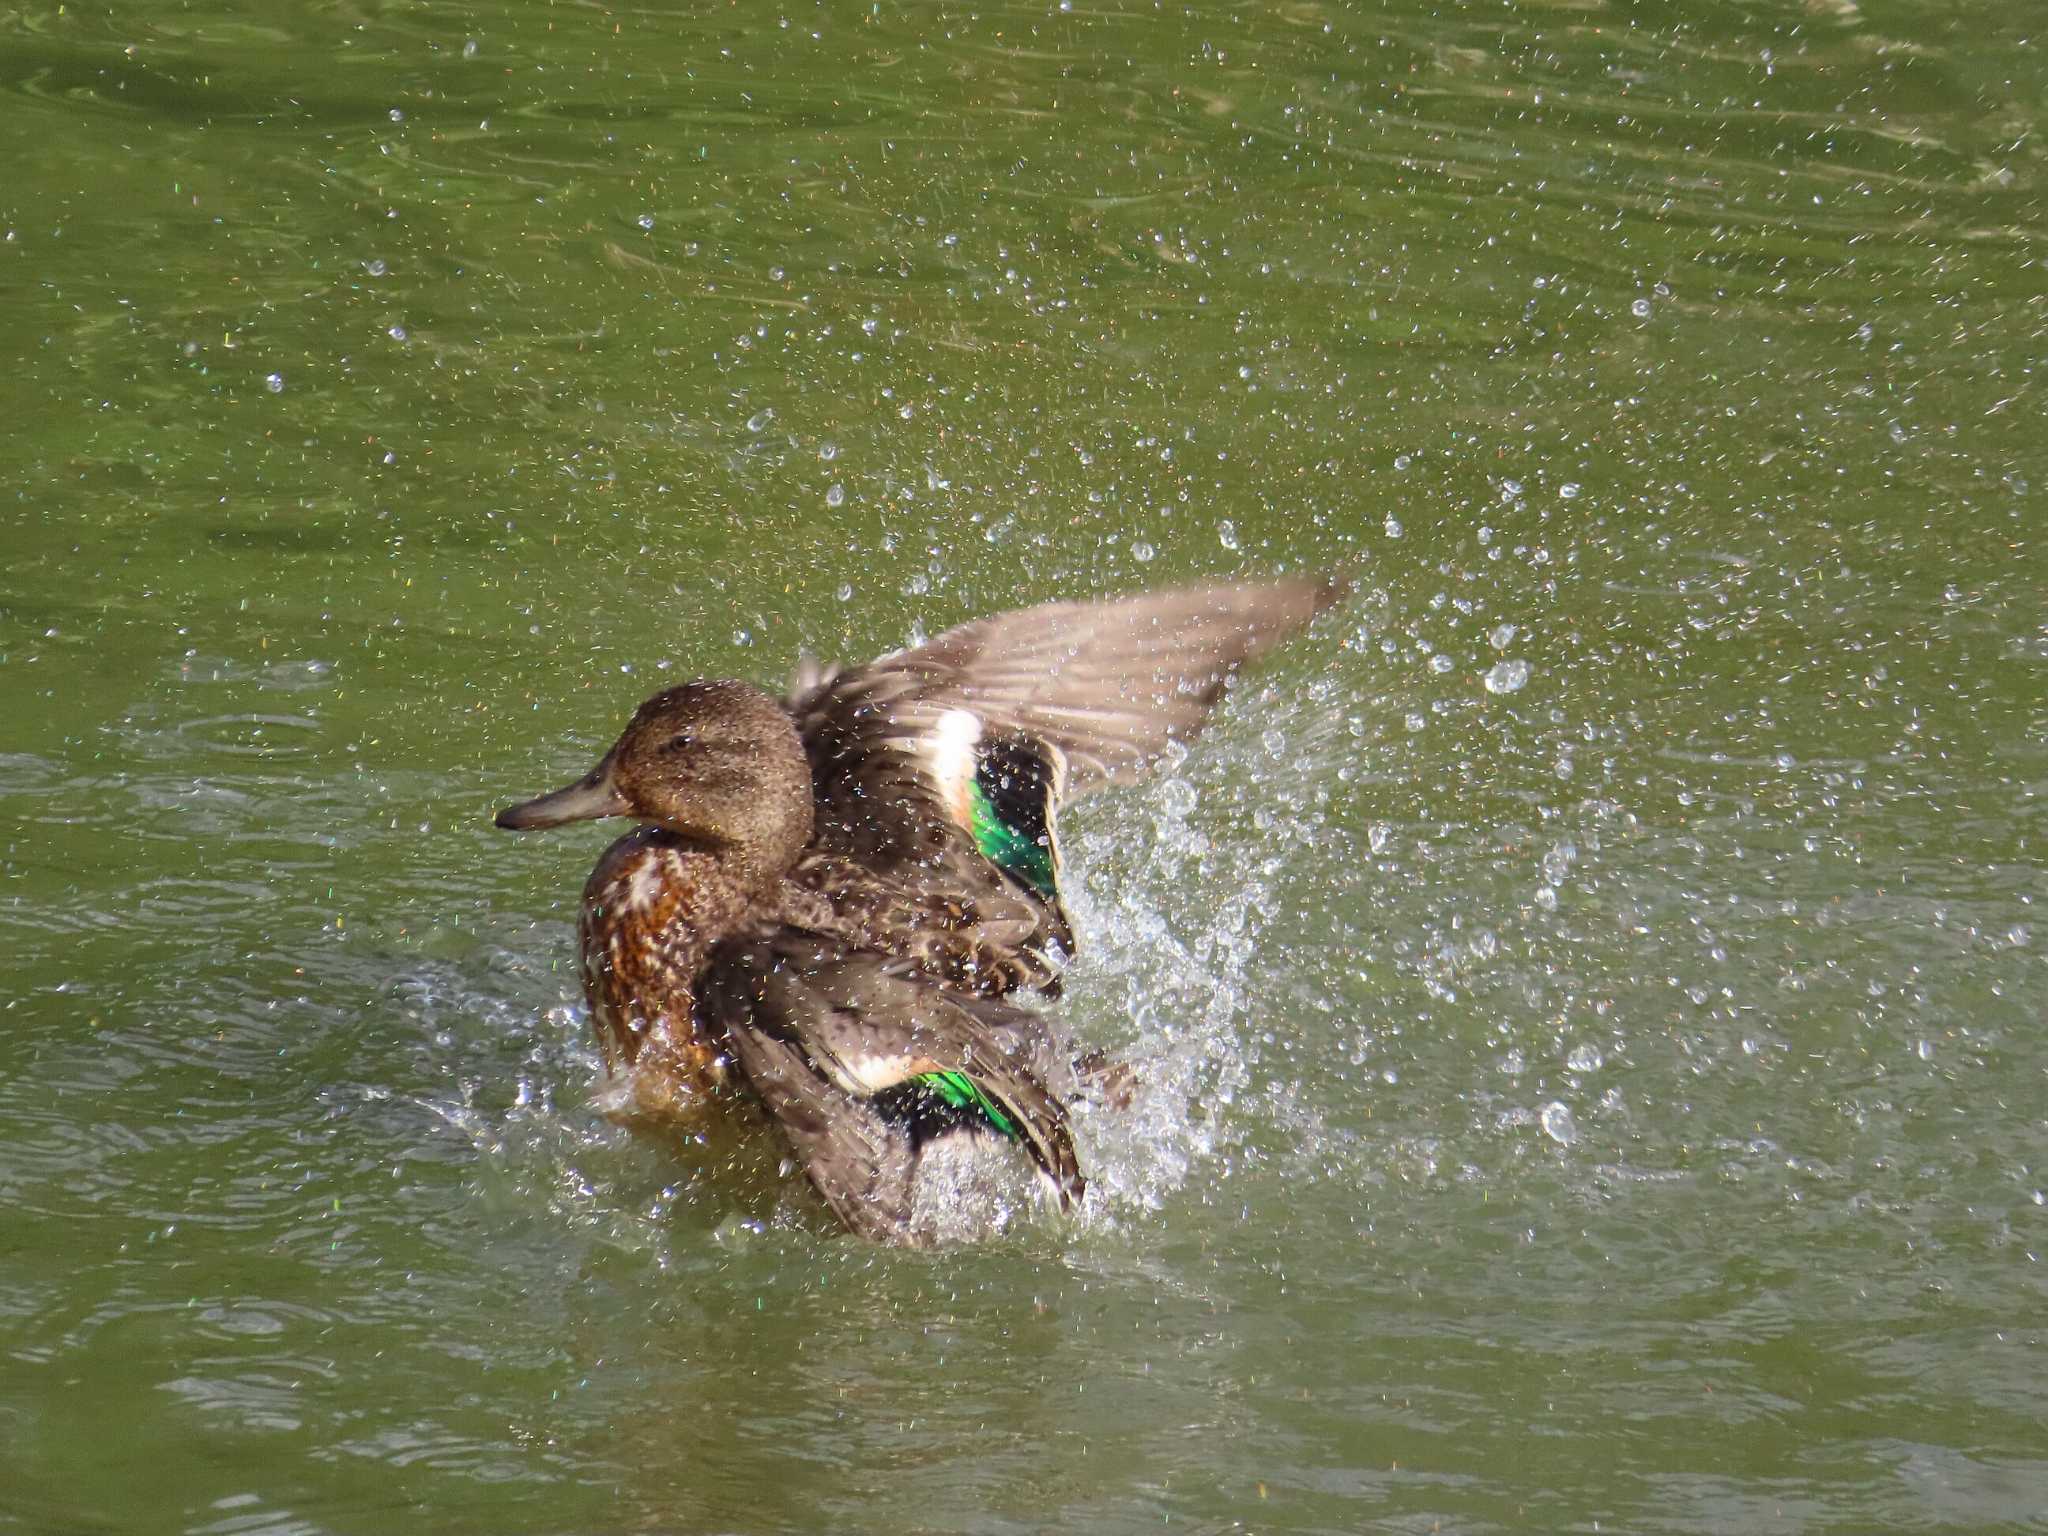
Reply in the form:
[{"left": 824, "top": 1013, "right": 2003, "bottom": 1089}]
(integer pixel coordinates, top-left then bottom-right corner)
[
  {"left": 797, "top": 574, "right": 1345, "bottom": 796},
  {"left": 789, "top": 575, "right": 1345, "bottom": 910},
  {"left": 704, "top": 937, "right": 1084, "bottom": 1240}
]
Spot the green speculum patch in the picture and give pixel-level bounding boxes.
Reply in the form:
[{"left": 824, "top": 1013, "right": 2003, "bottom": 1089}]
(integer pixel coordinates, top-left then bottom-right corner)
[
  {"left": 968, "top": 778, "right": 1056, "bottom": 898},
  {"left": 914, "top": 1069, "right": 1019, "bottom": 1138}
]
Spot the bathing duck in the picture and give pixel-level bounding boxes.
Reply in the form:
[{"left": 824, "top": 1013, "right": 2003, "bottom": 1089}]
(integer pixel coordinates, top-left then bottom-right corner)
[{"left": 495, "top": 575, "right": 1343, "bottom": 1243}]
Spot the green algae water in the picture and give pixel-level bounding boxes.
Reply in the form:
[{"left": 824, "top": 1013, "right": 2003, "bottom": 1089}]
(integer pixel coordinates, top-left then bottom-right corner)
[{"left": 3, "top": 1, "right": 2043, "bottom": 1531}]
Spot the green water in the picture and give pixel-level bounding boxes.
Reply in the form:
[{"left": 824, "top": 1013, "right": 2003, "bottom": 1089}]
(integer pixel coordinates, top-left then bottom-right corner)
[{"left": 3, "top": 0, "right": 2043, "bottom": 1530}]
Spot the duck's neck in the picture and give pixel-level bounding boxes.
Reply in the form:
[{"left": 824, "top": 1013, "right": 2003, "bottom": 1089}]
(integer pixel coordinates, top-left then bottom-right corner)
[{"left": 578, "top": 827, "right": 760, "bottom": 1089}]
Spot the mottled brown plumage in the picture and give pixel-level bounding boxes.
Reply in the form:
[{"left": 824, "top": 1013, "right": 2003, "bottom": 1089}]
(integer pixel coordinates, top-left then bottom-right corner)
[{"left": 496, "top": 574, "right": 1345, "bottom": 1243}]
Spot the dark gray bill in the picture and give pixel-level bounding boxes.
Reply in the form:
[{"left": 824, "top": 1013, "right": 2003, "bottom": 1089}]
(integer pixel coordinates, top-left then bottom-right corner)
[{"left": 494, "top": 763, "right": 629, "bottom": 830}]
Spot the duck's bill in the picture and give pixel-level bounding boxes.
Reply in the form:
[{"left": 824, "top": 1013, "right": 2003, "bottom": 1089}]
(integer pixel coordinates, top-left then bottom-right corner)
[{"left": 494, "top": 765, "right": 629, "bottom": 830}]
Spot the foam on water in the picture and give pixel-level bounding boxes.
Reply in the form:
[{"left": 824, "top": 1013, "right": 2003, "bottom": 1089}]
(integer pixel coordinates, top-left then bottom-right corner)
[{"left": 1050, "top": 675, "right": 1359, "bottom": 1234}]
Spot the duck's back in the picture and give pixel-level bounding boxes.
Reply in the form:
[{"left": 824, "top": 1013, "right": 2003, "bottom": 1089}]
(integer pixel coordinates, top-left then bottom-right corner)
[{"left": 777, "top": 798, "right": 1069, "bottom": 998}]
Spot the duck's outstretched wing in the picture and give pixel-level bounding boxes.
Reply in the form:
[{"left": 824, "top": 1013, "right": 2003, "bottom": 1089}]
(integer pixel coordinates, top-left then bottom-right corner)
[
  {"left": 794, "top": 573, "right": 1346, "bottom": 794},
  {"left": 704, "top": 935, "right": 1082, "bottom": 1244},
  {"left": 788, "top": 574, "right": 1346, "bottom": 922}
]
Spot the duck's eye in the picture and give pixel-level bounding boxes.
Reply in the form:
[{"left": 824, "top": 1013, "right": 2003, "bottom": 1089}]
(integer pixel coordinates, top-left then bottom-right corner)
[{"left": 663, "top": 731, "right": 695, "bottom": 753}]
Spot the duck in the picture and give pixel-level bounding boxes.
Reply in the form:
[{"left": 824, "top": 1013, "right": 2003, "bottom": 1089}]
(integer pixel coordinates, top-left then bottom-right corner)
[{"left": 495, "top": 574, "right": 1344, "bottom": 1244}]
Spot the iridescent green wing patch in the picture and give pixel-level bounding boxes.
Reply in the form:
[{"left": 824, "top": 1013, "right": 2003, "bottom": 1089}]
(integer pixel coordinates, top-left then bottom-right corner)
[
  {"left": 968, "top": 738, "right": 1060, "bottom": 899},
  {"left": 967, "top": 782, "right": 1055, "bottom": 897},
  {"left": 913, "top": 1069, "right": 1019, "bottom": 1138}
]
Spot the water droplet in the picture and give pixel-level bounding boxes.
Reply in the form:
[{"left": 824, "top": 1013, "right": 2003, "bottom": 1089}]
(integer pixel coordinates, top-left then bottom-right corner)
[
  {"left": 462, "top": 38, "right": 479, "bottom": 59},
  {"left": 1216, "top": 519, "right": 1239, "bottom": 551},
  {"left": 1559, "top": 482, "right": 1581, "bottom": 500},
  {"left": 388, "top": 108, "right": 405, "bottom": 123},
  {"left": 637, "top": 213, "right": 655, "bottom": 231},
  {"left": 1404, "top": 713, "right": 1426, "bottom": 733},
  {"left": 363, "top": 258, "right": 387, "bottom": 276},
  {"left": 264, "top": 373, "right": 283, "bottom": 393},
  {"left": 818, "top": 441, "right": 838, "bottom": 462},
  {"left": 1915, "top": 1039, "right": 1934, "bottom": 1062},
  {"left": 1159, "top": 779, "right": 1197, "bottom": 817},
  {"left": 1489, "top": 623, "right": 1517, "bottom": 650},
  {"left": 1566, "top": 1043, "right": 1602, "bottom": 1073},
  {"left": 1383, "top": 515, "right": 1403, "bottom": 539},
  {"left": 746, "top": 409, "right": 773, "bottom": 432},
  {"left": 1500, "top": 1049, "right": 1526, "bottom": 1076},
  {"left": 824, "top": 484, "right": 844, "bottom": 508},
  {"left": 1540, "top": 1101, "right": 1578, "bottom": 1145},
  {"left": 1367, "top": 822, "right": 1393, "bottom": 854},
  {"left": 1631, "top": 297, "right": 1651, "bottom": 319},
  {"left": 387, "top": 325, "right": 407, "bottom": 341},
  {"left": 1534, "top": 885, "right": 1559, "bottom": 911},
  {"left": 1484, "top": 659, "right": 1531, "bottom": 694},
  {"left": 1132, "top": 540, "right": 1156, "bottom": 563}
]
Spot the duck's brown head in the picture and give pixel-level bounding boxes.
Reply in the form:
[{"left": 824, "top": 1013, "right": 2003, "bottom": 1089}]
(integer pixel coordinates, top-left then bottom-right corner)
[{"left": 495, "top": 679, "right": 814, "bottom": 877}]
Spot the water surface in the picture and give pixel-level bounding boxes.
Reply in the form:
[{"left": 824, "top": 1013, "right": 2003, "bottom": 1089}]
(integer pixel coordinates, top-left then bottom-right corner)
[{"left": 2, "top": 1, "right": 2043, "bottom": 1531}]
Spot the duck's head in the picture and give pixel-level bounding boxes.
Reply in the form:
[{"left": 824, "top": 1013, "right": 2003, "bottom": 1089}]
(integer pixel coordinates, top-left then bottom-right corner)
[{"left": 495, "top": 680, "right": 813, "bottom": 873}]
